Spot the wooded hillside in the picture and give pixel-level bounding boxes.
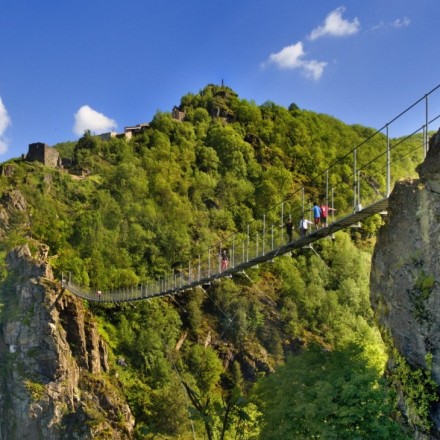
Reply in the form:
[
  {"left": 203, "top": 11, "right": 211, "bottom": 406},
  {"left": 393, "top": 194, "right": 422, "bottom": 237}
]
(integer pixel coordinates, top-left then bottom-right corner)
[{"left": 0, "top": 84, "right": 422, "bottom": 439}]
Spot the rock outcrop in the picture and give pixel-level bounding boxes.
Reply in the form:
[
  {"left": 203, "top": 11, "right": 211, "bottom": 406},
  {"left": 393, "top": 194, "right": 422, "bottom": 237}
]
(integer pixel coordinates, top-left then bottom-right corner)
[
  {"left": 371, "top": 129, "right": 440, "bottom": 436},
  {"left": 0, "top": 244, "right": 134, "bottom": 439},
  {"left": 0, "top": 189, "right": 28, "bottom": 239}
]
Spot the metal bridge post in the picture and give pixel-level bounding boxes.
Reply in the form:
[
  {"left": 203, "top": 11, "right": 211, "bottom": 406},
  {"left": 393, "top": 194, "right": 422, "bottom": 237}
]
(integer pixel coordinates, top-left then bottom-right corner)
[
  {"left": 301, "top": 187, "right": 305, "bottom": 217},
  {"left": 326, "top": 170, "right": 329, "bottom": 208},
  {"left": 262, "top": 215, "right": 266, "bottom": 255},
  {"left": 423, "top": 126, "right": 427, "bottom": 160},
  {"left": 246, "top": 224, "right": 250, "bottom": 262},
  {"left": 353, "top": 148, "right": 357, "bottom": 211},
  {"left": 218, "top": 244, "right": 222, "bottom": 273},
  {"left": 208, "top": 248, "right": 211, "bottom": 278},
  {"left": 281, "top": 201, "right": 284, "bottom": 228},
  {"left": 271, "top": 224, "right": 274, "bottom": 251},
  {"left": 424, "top": 94, "right": 429, "bottom": 159},
  {"left": 331, "top": 188, "right": 335, "bottom": 223},
  {"left": 386, "top": 125, "right": 391, "bottom": 197}
]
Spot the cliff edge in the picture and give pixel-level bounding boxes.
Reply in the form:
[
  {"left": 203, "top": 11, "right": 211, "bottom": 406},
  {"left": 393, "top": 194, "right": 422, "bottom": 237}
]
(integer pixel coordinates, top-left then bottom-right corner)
[
  {"left": 0, "top": 244, "right": 134, "bottom": 439},
  {"left": 371, "top": 129, "right": 440, "bottom": 437}
]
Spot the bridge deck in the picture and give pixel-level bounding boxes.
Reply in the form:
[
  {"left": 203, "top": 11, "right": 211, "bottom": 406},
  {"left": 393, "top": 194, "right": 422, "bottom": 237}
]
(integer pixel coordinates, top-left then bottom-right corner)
[{"left": 64, "top": 198, "right": 389, "bottom": 303}]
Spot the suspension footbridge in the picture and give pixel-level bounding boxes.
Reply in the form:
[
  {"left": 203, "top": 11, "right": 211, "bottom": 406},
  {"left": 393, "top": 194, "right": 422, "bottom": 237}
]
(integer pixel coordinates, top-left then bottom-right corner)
[{"left": 63, "top": 84, "right": 440, "bottom": 303}]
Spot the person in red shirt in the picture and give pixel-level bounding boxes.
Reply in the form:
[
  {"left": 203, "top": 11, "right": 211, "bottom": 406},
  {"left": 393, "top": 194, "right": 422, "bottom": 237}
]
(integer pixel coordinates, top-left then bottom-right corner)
[
  {"left": 320, "top": 203, "right": 336, "bottom": 228},
  {"left": 220, "top": 249, "right": 229, "bottom": 271}
]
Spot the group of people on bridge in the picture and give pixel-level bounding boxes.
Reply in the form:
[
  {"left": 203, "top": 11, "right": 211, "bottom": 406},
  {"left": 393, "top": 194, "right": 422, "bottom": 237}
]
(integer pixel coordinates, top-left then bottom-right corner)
[
  {"left": 217, "top": 201, "right": 336, "bottom": 273},
  {"left": 285, "top": 202, "right": 336, "bottom": 241}
]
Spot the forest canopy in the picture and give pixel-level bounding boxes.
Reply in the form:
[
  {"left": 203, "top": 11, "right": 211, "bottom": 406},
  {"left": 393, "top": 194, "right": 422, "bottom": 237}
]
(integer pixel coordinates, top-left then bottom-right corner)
[{"left": 0, "top": 84, "right": 425, "bottom": 439}]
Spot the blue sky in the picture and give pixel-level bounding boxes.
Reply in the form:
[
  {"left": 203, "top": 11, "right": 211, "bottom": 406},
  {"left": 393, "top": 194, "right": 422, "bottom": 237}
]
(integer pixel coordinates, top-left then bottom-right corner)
[{"left": 0, "top": 0, "right": 439, "bottom": 160}]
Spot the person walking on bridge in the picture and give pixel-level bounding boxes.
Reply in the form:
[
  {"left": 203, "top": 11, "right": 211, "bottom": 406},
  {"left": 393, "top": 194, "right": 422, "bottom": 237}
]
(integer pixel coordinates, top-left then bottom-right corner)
[
  {"left": 284, "top": 216, "right": 294, "bottom": 242},
  {"left": 220, "top": 249, "right": 229, "bottom": 272},
  {"left": 299, "top": 217, "right": 313, "bottom": 237},
  {"left": 320, "top": 203, "right": 336, "bottom": 228},
  {"left": 312, "top": 202, "right": 321, "bottom": 230}
]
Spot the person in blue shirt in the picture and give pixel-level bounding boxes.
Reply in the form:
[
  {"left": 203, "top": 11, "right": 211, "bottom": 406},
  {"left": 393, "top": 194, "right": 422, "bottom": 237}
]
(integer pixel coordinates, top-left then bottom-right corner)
[{"left": 312, "top": 202, "right": 322, "bottom": 230}]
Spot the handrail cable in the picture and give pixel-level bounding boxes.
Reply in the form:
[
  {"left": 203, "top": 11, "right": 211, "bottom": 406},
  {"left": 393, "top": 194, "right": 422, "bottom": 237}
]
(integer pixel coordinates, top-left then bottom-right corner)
[{"left": 63, "top": 84, "right": 440, "bottom": 303}]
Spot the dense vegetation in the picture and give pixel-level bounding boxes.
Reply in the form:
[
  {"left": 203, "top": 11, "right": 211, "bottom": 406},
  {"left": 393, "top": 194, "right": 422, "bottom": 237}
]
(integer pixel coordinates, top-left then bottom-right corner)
[{"left": 0, "top": 84, "right": 425, "bottom": 438}]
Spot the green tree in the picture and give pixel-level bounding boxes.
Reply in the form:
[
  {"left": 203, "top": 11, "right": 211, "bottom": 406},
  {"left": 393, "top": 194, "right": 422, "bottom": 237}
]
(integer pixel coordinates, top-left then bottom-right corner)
[{"left": 255, "top": 345, "right": 410, "bottom": 440}]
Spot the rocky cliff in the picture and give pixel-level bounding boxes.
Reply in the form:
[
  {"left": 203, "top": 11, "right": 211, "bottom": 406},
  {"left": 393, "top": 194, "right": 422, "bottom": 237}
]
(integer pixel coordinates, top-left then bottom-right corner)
[
  {"left": 0, "top": 244, "right": 134, "bottom": 439},
  {"left": 371, "top": 129, "right": 440, "bottom": 437}
]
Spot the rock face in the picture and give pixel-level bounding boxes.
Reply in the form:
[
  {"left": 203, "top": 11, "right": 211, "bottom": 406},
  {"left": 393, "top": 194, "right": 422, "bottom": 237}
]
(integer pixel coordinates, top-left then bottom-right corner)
[
  {"left": 0, "top": 244, "right": 134, "bottom": 439},
  {"left": 371, "top": 129, "right": 440, "bottom": 434},
  {"left": 0, "top": 189, "right": 28, "bottom": 239}
]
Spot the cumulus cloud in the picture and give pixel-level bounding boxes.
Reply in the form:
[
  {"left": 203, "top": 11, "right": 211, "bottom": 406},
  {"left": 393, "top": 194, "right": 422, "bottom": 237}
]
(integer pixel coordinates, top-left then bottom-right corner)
[
  {"left": 0, "top": 98, "right": 11, "bottom": 154},
  {"left": 262, "top": 41, "right": 327, "bottom": 80},
  {"left": 265, "top": 42, "right": 304, "bottom": 69},
  {"left": 73, "top": 105, "right": 117, "bottom": 136},
  {"left": 308, "top": 6, "right": 360, "bottom": 41}
]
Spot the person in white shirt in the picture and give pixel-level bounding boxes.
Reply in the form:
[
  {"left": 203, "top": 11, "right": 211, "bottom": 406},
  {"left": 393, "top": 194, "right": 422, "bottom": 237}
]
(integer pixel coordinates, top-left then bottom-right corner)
[{"left": 299, "top": 217, "right": 313, "bottom": 237}]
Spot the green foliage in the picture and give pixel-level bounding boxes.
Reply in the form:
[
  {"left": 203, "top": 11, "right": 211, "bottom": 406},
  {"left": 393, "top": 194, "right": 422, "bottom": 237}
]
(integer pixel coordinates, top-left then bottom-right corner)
[
  {"left": 185, "top": 287, "right": 205, "bottom": 334},
  {"left": 115, "top": 301, "right": 181, "bottom": 384},
  {"left": 408, "top": 270, "right": 436, "bottom": 323},
  {"left": 24, "top": 379, "right": 46, "bottom": 401},
  {"left": 390, "top": 350, "right": 439, "bottom": 432},
  {"left": 272, "top": 232, "right": 375, "bottom": 349},
  {"left": 184, "top": 344, "right": 223, "bottom": 395},
  {"left": 254, "top": 345, "right": 410, "bottom": 440},
  {"left": 0, "top": 83, "right": 425, "bottom": 438},
  {"left": 149, "top": 379, "right": 190, "bottom": 436},
  {"left": 416, "top": 270, "right": 435, "bottom": 299},
  {"left": 54, "top": 141, "right": 76, "bottom": 159}
]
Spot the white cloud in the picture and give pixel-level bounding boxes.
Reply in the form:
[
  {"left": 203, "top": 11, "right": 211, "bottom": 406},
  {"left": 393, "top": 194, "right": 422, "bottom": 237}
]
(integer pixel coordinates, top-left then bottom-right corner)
[
  {"left": 73, "top": 105, "right": 117, "bottom": 136},
  {"left": 392, "top": 17, "right": 410, "bottom": 29},
  {"left": 0, "top": 98, "right": 11, "bottom": 154},
  {"left": 266, "top": 42, "right": 305, "bottom": 69},
  {"left": 309, "top": 6, "right": 360, "bottom": 41},
  {"left": 301, "top": 59, "right": 327, "bottom": 80},
  {"left": 371, "top": 16, "right": 411, "bottom": 32},
  {"left": 262, "top": 41, "right": 327, "bottom": 80}
]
